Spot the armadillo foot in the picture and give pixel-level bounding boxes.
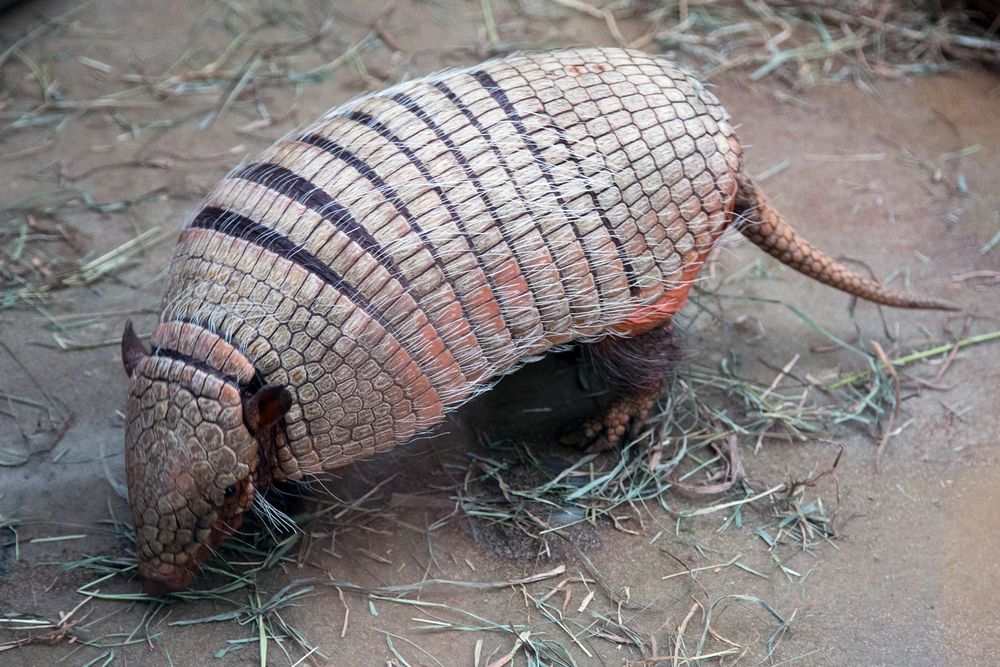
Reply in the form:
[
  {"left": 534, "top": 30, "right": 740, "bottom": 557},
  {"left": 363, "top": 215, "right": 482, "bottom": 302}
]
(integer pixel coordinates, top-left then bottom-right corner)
[
  {"left": 559, "top": 388, "right": 661, "bottom": 452},
  {"left": 560, "top": 320, "right": 678, "bottom": 452}
]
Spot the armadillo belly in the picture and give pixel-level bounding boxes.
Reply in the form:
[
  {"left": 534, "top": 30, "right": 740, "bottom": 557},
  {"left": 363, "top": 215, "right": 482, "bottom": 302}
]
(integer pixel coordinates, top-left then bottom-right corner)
[{"left": 155, "top": 47, "right": 742, "bottom": 478}]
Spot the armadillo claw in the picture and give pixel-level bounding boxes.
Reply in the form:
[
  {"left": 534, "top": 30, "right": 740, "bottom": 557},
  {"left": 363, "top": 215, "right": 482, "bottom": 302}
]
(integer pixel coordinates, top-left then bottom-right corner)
[{"left": 559, "top": 391, "right": 659, "bottom": 453}]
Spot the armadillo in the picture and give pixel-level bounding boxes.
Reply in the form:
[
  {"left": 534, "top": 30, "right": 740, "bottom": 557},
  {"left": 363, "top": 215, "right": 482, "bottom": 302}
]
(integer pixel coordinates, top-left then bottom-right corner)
[{"left": 120, "top": 48, "right": 954, "bottom": 594}]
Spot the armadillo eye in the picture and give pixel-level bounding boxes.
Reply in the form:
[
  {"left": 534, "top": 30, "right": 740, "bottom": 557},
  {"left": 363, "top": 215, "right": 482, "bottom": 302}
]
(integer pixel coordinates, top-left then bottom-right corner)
[{"left": 224, "top": 485, "right": 237, "bottom": 498}]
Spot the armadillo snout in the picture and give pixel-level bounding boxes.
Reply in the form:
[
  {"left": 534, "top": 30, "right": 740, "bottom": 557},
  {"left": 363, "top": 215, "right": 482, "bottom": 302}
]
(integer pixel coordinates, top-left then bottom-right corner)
[{"left": 124, "top": 355, "right": 259, "bottom": 592}]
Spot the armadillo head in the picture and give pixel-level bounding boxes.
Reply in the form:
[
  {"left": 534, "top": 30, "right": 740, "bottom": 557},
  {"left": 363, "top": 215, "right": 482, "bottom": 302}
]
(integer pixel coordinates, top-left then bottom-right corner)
[{"left": 120, "top": 322, "right": 290, "bottom": 595}]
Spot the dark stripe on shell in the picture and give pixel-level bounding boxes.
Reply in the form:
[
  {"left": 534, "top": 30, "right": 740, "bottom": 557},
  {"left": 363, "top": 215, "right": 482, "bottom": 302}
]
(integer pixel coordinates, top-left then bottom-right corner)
[
  {"left": 293, "top": 130, "right": 487, "bottom": 369},
  {"left": 152, "top": 346, "right": 246, "bottom": 390},
  {"left": 189, "top": 206, "right": 399, "bottom": 342},
  {"left": 235, "top": 162, "right": 411, "bottom": 290},
  {"left": 388, "top": 89, "right": 534, "bottom": 334},
  {"left": 339, "top": 109, "right": 507, "bottom": 342},
  {"left": 469, "top": 73, "right": 598, "bottom": 285},
  {"left": 470, "top": 70, "right": 638, "bottom": 297}
]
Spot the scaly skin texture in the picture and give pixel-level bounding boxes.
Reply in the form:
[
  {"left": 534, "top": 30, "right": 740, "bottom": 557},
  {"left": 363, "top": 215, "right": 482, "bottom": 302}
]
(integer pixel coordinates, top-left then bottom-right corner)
[
  {"left": 733, "top": 177, "right": 956, "bottom": 310},
  {"left": 122, "top": 47, "right": 954, "bottom": 593}
]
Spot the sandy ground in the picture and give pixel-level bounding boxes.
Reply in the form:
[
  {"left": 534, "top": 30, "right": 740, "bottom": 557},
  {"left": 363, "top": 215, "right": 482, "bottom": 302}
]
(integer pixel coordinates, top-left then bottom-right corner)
[{"left": 1, "top": 1, "right": 999, "bottom": 665}]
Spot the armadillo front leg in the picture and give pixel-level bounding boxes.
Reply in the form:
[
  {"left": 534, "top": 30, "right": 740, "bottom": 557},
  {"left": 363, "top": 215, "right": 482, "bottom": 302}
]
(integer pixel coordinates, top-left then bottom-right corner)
[{"left": 562, "top": 321, "right": 680, "bottom": 452}]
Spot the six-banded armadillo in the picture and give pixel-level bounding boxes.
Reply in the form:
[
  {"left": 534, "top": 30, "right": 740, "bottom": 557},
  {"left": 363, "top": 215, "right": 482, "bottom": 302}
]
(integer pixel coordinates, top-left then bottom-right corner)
[{"left": 120, "top": 47, "right": 954, "bottom": 594}]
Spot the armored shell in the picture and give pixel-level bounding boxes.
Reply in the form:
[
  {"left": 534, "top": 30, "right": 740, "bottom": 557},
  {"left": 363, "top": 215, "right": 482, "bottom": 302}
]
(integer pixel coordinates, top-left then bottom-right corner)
[{"left": 148, "top": 48, "right": 739, "bottom": 477}]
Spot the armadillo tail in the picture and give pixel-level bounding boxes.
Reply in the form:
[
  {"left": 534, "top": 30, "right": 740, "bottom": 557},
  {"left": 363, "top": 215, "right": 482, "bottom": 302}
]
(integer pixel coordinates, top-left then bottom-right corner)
[{"left": 733, "top": 173, "right": 959, "bottom": 311}]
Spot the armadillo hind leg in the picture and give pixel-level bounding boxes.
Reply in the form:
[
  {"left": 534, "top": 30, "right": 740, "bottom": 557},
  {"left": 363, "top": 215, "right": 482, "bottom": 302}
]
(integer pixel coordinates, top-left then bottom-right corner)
[{"left": 560, "top": 321, "right": 680, "bottom": 452}]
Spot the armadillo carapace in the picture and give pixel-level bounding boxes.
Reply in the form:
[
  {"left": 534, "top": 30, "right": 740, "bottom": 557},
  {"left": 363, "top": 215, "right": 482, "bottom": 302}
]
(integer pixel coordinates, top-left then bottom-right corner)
[{"left": 121, "top": 48, "right": 953, "bottom": 593}]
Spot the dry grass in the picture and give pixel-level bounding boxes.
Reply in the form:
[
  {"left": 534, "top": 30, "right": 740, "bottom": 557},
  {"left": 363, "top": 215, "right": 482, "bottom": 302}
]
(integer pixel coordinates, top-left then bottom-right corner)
[
  {"left": 2, "top": 1, "right": 997, "bottom": 664},
  {"left": 565, "top": 0, "right": 1000, "bottom": 87},
  {"left": 3, "top": 0, "right": 997, "bottom": 312},
  {"left": 2, "top": 1, "right": 998, "bottom": 140},
  {"left": 5, "top": 281, "right": 993, "bottom": 663}
]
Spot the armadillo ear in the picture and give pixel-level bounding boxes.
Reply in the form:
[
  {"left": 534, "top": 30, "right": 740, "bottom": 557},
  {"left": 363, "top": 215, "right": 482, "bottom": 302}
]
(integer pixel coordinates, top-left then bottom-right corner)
[
  {"left": 121, "top": 320, "right": 148, "bottom": 377},
  {"left": 244, "top": 385, "right": 293, "bottom": 432}
]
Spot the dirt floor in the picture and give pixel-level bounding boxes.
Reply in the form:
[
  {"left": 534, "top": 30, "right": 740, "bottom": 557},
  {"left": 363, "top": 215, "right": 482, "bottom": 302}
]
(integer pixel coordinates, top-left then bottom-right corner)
[{"left": 1, "top": 1, "right": 999, "bottom": 665}]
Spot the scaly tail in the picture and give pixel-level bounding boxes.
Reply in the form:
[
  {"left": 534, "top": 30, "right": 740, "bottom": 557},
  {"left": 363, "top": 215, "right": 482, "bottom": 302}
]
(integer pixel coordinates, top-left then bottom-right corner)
[{"left": 733, "top": 172, "right": 958, "bottom": 311}]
